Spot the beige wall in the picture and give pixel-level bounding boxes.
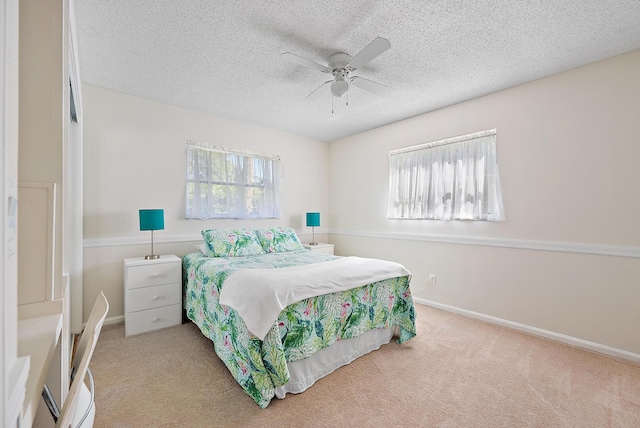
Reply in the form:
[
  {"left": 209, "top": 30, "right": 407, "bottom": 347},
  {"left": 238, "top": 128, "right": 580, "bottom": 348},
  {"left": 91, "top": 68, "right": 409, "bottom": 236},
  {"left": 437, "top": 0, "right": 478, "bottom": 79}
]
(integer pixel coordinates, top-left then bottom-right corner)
[
  {"left": 82, "top": 85, "right": 330, "bottom": 320},
  {"left": 328, "top": 50, "right": 640, "bottom": 356},
  {"left": 18, "top": 0, "right": 68, "bottom": 303}
]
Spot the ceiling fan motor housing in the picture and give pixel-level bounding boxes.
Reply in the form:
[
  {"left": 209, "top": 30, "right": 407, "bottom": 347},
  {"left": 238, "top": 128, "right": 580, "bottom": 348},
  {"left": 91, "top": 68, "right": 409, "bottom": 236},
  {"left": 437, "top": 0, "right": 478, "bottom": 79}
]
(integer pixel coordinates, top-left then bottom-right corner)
[{"left": 328, "top": 52, "right": 351, "bottom": 70}]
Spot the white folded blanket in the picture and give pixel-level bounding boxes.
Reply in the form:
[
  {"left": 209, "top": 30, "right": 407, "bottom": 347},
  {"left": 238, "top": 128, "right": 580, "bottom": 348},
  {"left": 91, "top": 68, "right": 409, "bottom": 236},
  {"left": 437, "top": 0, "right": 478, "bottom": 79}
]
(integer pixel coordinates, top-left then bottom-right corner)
[{"left": 219, "top": 256, "right": 411, "bottom": 340}]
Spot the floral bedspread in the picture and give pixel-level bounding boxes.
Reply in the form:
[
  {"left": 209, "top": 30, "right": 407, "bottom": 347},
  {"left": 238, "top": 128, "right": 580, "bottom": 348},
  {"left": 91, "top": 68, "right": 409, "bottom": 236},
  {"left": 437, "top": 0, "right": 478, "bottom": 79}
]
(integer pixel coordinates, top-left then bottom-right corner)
[{"left": 183, "top": 249, "right": 416, "bottom": 408}]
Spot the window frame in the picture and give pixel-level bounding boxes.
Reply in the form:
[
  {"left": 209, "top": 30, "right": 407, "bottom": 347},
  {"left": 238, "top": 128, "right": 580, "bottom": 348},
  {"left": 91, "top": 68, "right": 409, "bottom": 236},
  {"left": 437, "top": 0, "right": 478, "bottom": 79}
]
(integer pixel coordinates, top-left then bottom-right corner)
[
  {"left": 387, "top": 129, "right": 504, "bottom": 221},
  {"left": 185, "top": 142, "right": 281, "bottom": 219}
]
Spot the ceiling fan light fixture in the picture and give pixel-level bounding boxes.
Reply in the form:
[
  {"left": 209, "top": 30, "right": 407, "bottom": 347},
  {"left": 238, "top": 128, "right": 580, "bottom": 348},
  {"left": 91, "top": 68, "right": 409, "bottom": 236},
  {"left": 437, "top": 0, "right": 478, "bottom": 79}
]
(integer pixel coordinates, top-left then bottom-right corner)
[
  {"left": 331, "top": 80, "right": 348, "bottom": 98},
  {"left": 282, "top": 37, "right": 391, "bottom": 102}
]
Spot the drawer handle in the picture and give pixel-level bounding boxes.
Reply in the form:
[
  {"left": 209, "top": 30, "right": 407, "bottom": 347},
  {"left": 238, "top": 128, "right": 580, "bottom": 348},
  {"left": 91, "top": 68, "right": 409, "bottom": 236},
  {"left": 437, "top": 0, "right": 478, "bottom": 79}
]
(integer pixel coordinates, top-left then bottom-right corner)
[
  {"left": 152, "top": 273, "right": 159, "bottom": 278},
  {"left": 152, "top": 295, "right": 159, "bottom": 301},
  {"left": 152, "top": 317, "right": 159, "bottom": 322}
]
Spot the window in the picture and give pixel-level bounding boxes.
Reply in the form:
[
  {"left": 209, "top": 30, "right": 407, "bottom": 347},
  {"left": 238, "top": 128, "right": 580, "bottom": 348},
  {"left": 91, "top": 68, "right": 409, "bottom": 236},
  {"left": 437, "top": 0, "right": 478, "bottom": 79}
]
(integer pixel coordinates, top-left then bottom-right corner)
[
  {"left": 186, "top": 142, "right": 281, "bottom": 219},
  {"left": 387, "top": 129, "right": 504, "bottom": 221}
]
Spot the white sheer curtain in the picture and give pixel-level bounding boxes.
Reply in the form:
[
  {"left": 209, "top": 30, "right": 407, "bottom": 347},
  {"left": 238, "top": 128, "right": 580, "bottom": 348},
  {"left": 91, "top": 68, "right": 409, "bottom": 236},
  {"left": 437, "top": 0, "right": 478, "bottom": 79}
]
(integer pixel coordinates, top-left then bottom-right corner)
[
  {"left": 387, "top": 131, "right": 504, "bottom": 221},
  {"left": 186, "top": 143, "right": 281, "bottom": 219}
]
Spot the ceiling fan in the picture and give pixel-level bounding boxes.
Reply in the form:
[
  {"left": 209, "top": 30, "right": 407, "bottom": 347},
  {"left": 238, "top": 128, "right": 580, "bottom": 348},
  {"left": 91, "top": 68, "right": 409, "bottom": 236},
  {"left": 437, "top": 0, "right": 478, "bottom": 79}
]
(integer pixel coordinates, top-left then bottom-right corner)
[{"left": 281, "top": 36, "right": 391, "bottom": 103}]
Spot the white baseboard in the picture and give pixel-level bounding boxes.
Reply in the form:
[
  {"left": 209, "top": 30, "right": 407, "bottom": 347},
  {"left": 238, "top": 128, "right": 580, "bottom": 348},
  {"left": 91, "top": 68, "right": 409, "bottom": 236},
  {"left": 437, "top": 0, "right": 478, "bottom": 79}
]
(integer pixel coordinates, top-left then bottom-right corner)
[
  {"left": 103, "top": 315, "right": 124, "bottom": 327},
  {"left": 100, "top": 299, "right": 639, "bottom": 363},
  {"left": 413, "top": 297, "right": 640, "bottom": 364}
]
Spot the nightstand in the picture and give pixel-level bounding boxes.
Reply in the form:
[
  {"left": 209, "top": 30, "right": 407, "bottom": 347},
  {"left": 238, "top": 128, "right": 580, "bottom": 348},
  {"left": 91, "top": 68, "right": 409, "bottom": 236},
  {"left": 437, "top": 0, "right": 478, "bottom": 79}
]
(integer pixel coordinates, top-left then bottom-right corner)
[
  {"left": 123, "top": 255, "right": 182, "bottom": 337},
  {"left": 303, "top": 243, "right": 335, "bottom": 255}
]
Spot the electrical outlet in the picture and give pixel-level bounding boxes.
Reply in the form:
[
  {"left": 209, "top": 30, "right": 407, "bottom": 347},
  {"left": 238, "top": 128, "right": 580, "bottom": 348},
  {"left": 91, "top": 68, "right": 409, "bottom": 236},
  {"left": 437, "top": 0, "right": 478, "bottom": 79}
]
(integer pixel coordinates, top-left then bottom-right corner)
[{"left": 428, "top": 274, "right": 436, "bottom": 286}]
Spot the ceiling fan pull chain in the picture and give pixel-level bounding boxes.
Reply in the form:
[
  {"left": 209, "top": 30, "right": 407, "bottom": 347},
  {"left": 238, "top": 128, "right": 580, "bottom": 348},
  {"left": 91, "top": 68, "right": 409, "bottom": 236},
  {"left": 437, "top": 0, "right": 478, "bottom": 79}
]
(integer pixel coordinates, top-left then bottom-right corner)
[{"left": 331, "top": 95, "right": 334, "bottom": 114}]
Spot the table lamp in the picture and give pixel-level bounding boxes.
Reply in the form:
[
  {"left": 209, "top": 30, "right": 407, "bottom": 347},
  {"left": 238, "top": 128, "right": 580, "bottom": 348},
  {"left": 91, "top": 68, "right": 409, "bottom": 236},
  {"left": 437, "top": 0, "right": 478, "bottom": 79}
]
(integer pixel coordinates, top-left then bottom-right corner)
[
  {"left": 306, "top": 212, "right": 320, "bottom": 245},
  {"left": 139, "top": 209, "right": 164, "bottom": 259}
]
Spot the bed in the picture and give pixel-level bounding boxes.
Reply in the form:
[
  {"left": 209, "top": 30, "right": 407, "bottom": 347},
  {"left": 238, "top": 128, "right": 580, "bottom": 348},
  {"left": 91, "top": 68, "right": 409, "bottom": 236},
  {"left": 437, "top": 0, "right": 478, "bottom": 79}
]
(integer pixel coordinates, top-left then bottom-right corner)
[{"left": 183, "top": 227, "right": 416, "bottom": 408}]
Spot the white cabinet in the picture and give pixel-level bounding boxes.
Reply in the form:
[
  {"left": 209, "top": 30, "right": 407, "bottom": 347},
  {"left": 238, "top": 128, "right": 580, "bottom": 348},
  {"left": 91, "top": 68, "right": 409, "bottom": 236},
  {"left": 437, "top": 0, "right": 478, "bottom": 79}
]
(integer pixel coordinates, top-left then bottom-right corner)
[
  {"left": 303, "top": 243, "right": 335, "bottom": 255},
  {"left": 124, "top": 255, "right": 181, "bottom": 337}
]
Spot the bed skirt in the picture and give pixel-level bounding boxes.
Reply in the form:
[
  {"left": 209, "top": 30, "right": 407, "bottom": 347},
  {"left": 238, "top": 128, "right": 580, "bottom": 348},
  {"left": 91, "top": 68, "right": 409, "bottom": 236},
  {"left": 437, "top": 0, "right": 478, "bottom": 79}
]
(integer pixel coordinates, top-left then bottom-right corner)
[{"left": 275, "top": 327, "right": 394, "bottom": 398}]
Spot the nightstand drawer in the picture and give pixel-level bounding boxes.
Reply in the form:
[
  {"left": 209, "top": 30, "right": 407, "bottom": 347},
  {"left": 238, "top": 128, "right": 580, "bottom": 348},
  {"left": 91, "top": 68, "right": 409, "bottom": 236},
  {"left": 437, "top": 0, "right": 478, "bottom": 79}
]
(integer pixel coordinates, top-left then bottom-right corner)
[
  {"left": 126, "top": 262, "right": 181, "bottom": 289},
  {"left": 126, "top": 283, "right": 181, "bottom": 313},
  {"left": 125, "top": 304, "right": 182, "bottom": 337}
]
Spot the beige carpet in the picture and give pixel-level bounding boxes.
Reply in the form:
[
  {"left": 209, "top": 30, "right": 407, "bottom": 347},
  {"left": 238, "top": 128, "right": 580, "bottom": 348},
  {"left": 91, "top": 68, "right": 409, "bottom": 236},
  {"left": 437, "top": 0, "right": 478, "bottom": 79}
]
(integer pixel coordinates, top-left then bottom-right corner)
[{"left": 90, "top": 304, "right": 640, "bottom": 427}]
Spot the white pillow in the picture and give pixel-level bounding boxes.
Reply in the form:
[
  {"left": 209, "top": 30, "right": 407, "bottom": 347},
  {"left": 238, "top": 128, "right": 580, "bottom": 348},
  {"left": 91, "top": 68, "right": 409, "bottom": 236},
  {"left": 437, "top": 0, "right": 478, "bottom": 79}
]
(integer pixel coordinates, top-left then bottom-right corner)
[{"left": 195, "top": 243, "right": 208, "bottom": 256}]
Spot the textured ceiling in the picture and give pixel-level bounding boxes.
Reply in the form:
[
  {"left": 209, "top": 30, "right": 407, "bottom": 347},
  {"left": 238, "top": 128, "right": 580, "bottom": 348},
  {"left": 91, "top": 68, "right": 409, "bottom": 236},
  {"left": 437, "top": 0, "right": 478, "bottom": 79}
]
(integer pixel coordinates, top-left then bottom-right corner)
[{"left": 74, "top": 0, "right": 640, "bottom": 142}]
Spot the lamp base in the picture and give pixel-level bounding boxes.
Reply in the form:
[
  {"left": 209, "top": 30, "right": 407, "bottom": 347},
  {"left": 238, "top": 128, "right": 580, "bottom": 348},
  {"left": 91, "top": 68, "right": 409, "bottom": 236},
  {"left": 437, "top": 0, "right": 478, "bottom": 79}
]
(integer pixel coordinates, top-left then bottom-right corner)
[
  {"left": 308, "top": 242, "right": 318, "bottom": 246},
  {"left": 144, "top": 254, "right": 160, "bottom": 260}
]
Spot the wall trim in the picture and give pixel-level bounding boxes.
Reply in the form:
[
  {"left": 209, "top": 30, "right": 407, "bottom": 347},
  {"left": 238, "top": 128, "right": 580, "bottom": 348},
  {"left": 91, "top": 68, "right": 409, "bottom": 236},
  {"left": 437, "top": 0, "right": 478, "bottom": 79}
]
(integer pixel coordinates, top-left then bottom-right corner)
[
  {"left": 329, "top": 229, "right": 640, "bottom": 258},
  {"left": 83, "top": 234, "right": 202, "bottom": 248},
  {"left": 83, "top": 228, "right": 322, "bottom": 248},
  {"left": 83, "top": 228, "right": 640, "bottom": 259},
  {"left": 413, "top": 297, "right": 640, "bottom": 364}
]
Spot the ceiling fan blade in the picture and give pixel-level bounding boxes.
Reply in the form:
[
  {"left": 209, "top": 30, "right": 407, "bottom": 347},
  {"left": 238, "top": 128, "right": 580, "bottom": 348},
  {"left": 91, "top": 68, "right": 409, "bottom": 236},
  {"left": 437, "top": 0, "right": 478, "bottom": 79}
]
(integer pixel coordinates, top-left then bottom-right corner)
[
  {"left": 347, "top": 37, "right": 391, "bottom": 70},
  {"left": 281, "top": 52, "right": 331, "bottom": 73},
  {"left": 350, "top": 76, "right": 389, "bottom": 95},
  {"left": 306, "top": 80, "right": 332, "bottom": 99}
]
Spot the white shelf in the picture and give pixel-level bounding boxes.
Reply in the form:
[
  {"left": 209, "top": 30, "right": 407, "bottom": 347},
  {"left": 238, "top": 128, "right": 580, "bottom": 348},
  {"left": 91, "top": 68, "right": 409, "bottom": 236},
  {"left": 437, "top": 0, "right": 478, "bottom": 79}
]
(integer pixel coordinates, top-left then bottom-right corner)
[{"left": 17, "top": 311, "right": 63, "bottom": 426}]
